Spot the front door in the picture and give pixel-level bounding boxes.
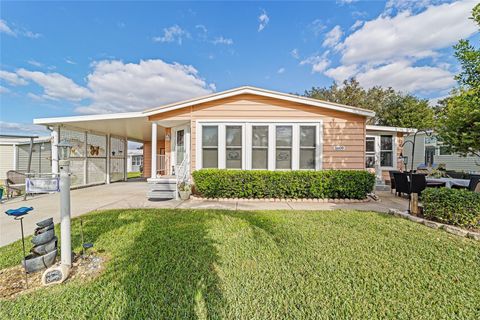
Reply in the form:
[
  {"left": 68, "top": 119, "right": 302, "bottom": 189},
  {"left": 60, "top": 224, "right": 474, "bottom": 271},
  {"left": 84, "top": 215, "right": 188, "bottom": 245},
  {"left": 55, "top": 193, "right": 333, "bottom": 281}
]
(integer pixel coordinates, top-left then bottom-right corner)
[
  {"left": 425, "top": 146, "right": 436, "bottom": 167},
  {"left": 172, "top": 125, "right": 190, "bottom": 175}
]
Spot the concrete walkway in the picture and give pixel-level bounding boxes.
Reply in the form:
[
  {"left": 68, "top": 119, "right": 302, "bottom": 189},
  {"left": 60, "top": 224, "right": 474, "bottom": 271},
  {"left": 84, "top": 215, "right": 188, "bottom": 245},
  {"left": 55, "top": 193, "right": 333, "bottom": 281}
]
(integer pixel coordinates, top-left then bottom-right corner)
[{"left": 1, "top": 181, "right": 408, "bottom": 247}]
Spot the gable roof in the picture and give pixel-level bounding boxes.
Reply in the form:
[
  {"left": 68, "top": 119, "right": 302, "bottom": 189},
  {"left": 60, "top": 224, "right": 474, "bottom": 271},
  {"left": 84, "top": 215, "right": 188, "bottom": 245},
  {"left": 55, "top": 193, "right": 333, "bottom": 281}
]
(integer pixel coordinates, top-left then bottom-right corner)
[{"left": 143, "top": 86, "right": 375, "bottom": 118}]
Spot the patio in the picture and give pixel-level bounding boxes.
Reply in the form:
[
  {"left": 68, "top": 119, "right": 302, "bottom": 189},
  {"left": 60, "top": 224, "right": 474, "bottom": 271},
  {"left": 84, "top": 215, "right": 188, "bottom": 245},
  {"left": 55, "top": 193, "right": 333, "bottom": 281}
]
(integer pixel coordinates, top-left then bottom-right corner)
[{"left": 0, "top": 180, "right": 409, "bottom": 246}]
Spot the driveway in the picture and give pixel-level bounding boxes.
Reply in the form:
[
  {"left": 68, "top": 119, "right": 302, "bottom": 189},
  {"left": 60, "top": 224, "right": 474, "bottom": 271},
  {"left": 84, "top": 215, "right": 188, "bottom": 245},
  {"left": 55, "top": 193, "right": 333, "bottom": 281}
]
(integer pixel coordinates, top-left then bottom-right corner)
[{"left": 1, "top": 181, "right": 408, "bottom": 247}]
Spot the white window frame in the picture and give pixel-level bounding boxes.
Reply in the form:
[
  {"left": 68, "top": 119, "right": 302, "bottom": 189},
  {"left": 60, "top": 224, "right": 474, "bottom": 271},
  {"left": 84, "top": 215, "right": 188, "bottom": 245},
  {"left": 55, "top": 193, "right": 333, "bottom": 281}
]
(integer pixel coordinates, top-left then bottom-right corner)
[
  {"left": 196, "top": 120, "right": 322, "bottom": 171},
  {"left": 366, "top": 133, "right": 397, "bottom": 170}
]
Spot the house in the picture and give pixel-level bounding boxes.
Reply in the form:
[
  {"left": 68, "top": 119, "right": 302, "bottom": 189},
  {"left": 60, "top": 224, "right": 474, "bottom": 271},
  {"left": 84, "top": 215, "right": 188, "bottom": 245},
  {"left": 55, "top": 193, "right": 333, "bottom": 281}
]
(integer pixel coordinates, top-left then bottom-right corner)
[
  {"left": 127, "top": 149, "right": 144, "bottom": 173},
  {"left": 0, "top": 136, "right": 52, "bottom": 181},
  {"left": 403, "top": 132, "right": 480, "bottom": 173},
  {"left": 33, "top": 86, "right": 410, "bottom": 197}
]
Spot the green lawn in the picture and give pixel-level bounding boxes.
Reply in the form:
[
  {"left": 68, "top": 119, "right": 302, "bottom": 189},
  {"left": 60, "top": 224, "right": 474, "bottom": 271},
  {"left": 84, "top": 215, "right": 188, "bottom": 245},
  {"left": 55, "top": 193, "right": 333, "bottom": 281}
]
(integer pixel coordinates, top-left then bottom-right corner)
[
  {"left": 127, "top": 171, "right": 142, "bottom": 179},
  {"left": 1, "top": 209, "right": 479, "bottom": 319}
]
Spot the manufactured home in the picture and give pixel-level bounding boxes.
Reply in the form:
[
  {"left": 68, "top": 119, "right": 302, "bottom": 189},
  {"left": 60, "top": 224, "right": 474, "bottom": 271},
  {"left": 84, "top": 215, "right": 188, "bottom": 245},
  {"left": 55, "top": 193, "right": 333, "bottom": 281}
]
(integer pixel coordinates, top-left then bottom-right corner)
[{"left": 34, "top": 86, "right": 410, "bottom": 197}]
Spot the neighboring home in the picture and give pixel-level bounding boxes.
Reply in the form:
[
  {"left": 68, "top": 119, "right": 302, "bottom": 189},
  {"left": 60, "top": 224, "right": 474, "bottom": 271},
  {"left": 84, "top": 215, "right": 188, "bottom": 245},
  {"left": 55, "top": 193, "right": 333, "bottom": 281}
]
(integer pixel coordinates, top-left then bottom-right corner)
[
  {"left": 34, "top": 86, "right": 410, "bottom": 196},
  {"left": 403, "top": 132, "right": 480, "bottom": 173},
  {"left": 0, "top": 136, "right": 52, "bottom": 181},
  {"left": 127, "top": 149, "right": 144, "bottom": 173}
]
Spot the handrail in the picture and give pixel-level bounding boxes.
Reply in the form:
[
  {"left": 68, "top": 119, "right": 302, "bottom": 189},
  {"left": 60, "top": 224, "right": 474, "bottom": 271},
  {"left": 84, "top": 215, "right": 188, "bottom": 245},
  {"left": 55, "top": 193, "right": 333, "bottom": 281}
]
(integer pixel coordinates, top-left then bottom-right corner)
[{"left": 176, "top": 156, "right": 190, "bottom": 186}]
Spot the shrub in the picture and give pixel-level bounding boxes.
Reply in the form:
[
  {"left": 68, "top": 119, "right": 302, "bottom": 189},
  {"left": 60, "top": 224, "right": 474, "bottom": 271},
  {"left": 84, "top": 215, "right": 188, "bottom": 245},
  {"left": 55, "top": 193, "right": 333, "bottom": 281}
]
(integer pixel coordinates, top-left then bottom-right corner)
[
  {"left": 422, "top": 188, "right": 480, "bottom": 228},
  {"left": 192, "top": 169, "right": 375, "bottom": 200}
]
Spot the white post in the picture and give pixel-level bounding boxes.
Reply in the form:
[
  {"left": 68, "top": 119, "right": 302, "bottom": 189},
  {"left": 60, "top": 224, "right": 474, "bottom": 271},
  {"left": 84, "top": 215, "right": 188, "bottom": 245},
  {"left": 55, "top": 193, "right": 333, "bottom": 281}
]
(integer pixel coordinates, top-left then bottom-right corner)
[
  {"left": 106, "top": 134, "right": 110, "bottom": 184},
  {"left": 151, "top": 123, "right": 157, "bottom": 178},
  {"left": 59, "top": 159, "right": 71, "bottom": 267},
  {"left": 124, "top": 137, "right": 128, "bottom": 181},
  {"left": 51, "top": 128, "right": 59, "bottom": 174}
]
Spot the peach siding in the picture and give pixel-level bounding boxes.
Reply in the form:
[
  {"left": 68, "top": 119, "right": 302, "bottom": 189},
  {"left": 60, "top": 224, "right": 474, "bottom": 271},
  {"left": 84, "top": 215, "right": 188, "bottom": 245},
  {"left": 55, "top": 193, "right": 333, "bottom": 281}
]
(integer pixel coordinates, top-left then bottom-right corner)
[
  {"left": 143, "top": 140, "right": 165, "bottom": 178},
  {"left": 149, "top": 94, "right": 367, "bottom": 172}
]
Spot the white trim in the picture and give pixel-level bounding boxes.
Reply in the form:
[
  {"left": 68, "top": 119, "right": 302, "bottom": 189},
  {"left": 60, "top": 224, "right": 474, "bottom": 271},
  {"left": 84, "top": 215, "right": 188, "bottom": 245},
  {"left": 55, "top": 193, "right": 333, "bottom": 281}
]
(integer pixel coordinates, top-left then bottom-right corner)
[
  {"left": 366, "top": 125, "right": 416, "bottom": 133},
  {"left": 151, "top": 123, "right": 157, "bottom": 178},
  {"left": 144, "top": 86, "right": 375, "bottom": 118},
  {"left": 196, "top": 120, "right": 323, "bottom": 171},
  {"left": 172, "top": 124, "right": 190, "bottom": 173},
  {"left": 34, "top": 112, "right": 146, "bottom": 125}
]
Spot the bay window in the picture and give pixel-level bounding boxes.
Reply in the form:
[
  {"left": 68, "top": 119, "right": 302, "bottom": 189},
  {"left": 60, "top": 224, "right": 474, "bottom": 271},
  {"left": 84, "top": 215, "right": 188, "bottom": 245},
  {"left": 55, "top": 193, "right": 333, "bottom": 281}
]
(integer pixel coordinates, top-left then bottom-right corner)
[{"left": 197, "top": 122, "right": 321, "bottom": 171}]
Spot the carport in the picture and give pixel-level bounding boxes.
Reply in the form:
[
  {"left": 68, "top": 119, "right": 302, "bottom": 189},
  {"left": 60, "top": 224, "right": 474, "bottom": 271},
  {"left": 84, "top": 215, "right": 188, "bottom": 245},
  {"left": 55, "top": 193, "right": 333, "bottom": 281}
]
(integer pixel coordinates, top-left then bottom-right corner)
[{"left": 34, "top": 112, "right": 164, "bottom": 187}]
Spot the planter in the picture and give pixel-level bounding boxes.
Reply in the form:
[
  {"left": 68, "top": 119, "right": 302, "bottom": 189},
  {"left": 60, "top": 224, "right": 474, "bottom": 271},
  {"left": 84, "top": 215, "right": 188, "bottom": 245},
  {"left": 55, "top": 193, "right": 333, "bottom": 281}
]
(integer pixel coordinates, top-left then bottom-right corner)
[
  {"left": 179, "top": 190, "right": 191, "bottom": 200},
  {"left": 31, "top": 236, "right": 57, "bottom": 255},
  {"left": 36, "top": 217, "right": 53, "bottom": 228},
  {"left": 31, "top": 229, "right": 55, "bottom": 246},
  {"left": 22, "top": 248, "right": 57, "bottom": 273}
]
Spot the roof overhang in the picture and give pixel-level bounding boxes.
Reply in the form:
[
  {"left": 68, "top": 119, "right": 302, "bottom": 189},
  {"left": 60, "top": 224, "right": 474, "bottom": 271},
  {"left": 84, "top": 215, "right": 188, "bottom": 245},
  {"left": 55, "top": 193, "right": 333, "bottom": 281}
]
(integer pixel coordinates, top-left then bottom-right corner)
[
  {"left": 143, "top": 86, "right": 376, "bottom": 118},
  {"left": 366, "top": 125, "right": 416, "bottom": 133}
]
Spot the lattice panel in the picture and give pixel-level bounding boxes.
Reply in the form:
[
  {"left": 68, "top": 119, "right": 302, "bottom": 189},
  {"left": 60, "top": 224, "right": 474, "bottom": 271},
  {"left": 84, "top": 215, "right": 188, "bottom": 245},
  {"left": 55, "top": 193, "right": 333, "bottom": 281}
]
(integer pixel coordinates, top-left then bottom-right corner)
[
  {"left": 87, "top": 158, "right": 106, "bottom": 184},
  {"left": 60, "top": 128, "right": 85, "bottom": 158},
  {"left": 87, "top": 133, "right": 107, "bottom": 158},
  {"left": 110, "top": 158, "right": 125, "bottom": 182},
  {"left": 110, "top": 136, "right": 125, "bottom": 158},
  {"left": 69, "top": 159, "right": 85, "bottom": 187}
]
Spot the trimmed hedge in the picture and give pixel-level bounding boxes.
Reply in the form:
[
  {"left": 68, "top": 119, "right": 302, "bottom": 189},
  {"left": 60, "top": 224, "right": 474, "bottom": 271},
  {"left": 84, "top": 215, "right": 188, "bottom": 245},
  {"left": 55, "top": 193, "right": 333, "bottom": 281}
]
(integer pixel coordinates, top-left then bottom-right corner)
[
  {"left": 192, "top": 169, "right": 375, "bottom": 200},
  {"left": 422, "top": 188, "right": 480, "bottom": 228}
]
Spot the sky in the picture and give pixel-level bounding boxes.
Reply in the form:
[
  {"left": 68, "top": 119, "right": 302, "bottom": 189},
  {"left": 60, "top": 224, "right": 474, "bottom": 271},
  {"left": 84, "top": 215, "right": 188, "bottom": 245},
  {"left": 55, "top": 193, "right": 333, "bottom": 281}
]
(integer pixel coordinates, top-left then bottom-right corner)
[{"left": 0, "top": 0, "right": 478, "bottom": 136}]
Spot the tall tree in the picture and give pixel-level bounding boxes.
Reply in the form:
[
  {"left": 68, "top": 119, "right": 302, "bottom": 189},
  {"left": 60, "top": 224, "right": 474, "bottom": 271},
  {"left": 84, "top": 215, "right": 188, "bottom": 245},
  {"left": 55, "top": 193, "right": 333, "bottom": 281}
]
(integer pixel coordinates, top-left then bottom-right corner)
[
  {"left": 436, "top": 3, "right": 480, "bottom": 159},
  {"left": 304, "top": 78, "right": 434, "bottom": 129}
]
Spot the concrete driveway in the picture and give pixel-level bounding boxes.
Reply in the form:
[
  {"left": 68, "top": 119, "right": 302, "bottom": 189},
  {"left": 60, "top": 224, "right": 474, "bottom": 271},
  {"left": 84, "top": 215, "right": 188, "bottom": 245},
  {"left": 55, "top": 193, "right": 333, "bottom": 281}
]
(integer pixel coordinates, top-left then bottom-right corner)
[{"left": 1, "top": 180, "right": 408, "bottom": 247}]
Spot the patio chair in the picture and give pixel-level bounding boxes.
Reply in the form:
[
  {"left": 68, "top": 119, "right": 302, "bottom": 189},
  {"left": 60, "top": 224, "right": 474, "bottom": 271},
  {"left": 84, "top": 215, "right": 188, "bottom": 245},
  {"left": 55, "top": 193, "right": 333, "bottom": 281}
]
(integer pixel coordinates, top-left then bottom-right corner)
[
  {"left": 388, "top": 170, "right": 400, "bottom": 194},
  {"left": 393, "top": 172, "right": 410, "bottom": 197},
  {"left": 446, "top": 170, "right": 464, "bottom": 179},
  {"left": 411, "top": 174, "right": 445, "bottom": 198},
  {"left": 5, "top": 170, "right": 26, "bottom": 199}
]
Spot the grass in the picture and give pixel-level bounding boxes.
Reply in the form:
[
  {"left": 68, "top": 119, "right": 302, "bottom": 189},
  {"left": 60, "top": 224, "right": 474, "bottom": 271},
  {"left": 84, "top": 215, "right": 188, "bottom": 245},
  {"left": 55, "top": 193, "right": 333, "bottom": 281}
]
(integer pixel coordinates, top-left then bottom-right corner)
[
  {"left": 127, "top": 172, "right": 142, "bottom": 179},
  {"left": 1, "top": 209, "right": 479, "bottom": 319}
]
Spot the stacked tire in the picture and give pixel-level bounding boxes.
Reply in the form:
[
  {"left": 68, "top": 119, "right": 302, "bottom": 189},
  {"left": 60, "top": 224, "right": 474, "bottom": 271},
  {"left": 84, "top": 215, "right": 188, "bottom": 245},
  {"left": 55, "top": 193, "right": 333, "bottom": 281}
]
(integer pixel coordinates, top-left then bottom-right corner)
[{"left": 23, "top": 218, "right": 58, "bottom": 273}]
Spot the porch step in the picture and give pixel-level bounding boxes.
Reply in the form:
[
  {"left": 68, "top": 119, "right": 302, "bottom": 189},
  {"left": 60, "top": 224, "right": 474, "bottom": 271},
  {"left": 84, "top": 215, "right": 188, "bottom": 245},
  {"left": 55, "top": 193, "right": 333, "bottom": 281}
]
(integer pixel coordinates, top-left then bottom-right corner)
[{"left": 147, "top": 177, "right": 177, "bottom": 200}]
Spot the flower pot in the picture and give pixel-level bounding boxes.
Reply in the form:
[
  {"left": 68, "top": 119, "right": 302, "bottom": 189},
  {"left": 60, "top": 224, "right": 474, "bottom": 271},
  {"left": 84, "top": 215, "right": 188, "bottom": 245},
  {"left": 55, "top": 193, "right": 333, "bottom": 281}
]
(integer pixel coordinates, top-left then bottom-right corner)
[
  {"left": 179, "top": 191, "right": 191, "bottom": 200},
  {"left": 31, "top": 229, "right": 55, "bottom": 246},
  {"left": 22, "top": 248, "right": 57, "bottom": 273}
]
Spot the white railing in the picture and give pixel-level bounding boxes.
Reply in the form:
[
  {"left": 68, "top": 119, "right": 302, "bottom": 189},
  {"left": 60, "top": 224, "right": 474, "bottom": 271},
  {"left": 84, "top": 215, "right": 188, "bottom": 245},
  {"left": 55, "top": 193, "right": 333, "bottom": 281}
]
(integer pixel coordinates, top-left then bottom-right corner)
[
  {"left": 176, "top": 157, "right": 190, "bottom": 186},
  {"left": 156, "top": 154, "right": 166, "bottom": 176}
]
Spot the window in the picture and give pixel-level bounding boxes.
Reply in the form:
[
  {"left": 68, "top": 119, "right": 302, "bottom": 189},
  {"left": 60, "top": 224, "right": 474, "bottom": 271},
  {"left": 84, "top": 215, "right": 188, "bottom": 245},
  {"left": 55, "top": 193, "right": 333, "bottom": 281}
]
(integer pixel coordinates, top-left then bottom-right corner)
[
  {"left": 380, "top": 135, "right": 393, "bottom": 167},
  {"left": 252, "top": 126, "right": 268, "bottom": 169},
  {"left": 300, "top": 126, "right": 316, "bottom": 169},
  {"left": 276, "top": 126, "right": 292, "bottom": 169},
  {"left": 226, "top": 126, "right": 242, "bottom": 168},
  {"left": 365, "top": 137, "right": 376, "bottom": 168},
  {"left": 176, "top": 129, "right": 185, "bottom": 165},
  {"left": 202, "top": 126, "right": 218, "bottom": 168}
]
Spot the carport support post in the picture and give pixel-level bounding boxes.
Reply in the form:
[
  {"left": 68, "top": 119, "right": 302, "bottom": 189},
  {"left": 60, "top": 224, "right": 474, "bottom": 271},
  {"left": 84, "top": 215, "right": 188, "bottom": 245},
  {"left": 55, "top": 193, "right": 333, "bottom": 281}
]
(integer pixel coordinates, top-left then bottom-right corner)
[
  {"left": 51, "top": 128, "right": 59, "bottom": 174},
  {"left": 151, "top": 122, "right": 157, "bottom": 178}
]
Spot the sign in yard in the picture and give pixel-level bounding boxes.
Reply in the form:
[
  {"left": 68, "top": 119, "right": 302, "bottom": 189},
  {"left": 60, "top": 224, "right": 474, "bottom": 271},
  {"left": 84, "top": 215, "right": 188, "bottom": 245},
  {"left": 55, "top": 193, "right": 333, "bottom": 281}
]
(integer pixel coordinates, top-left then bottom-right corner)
[{"left": 26, "top": 178, "right": 60, "bottom": 193}]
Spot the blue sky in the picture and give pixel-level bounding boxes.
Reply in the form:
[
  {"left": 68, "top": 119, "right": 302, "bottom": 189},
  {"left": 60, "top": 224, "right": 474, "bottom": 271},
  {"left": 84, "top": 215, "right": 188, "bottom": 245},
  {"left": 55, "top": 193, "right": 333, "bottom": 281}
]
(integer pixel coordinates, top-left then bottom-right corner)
[{"left": 0, "top": 0, "right": 478, "bottom": 136}]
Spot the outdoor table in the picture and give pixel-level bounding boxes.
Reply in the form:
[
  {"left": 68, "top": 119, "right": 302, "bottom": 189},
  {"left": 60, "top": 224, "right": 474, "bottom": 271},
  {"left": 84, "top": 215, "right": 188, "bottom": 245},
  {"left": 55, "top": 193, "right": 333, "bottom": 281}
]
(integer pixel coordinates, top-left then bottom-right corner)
[{"left": 426, "top": 177, "right": 470, "bottom": 188}]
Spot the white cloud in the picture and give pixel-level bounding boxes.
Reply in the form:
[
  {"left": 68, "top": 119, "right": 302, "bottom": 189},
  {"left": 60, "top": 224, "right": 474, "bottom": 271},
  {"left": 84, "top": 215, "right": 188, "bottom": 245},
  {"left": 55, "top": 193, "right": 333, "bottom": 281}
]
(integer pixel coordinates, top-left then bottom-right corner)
[
  {"left": 300, "top": 53, "right": 330, "bottom": 73},
  {"left": 152, "top": 25, "right": 189, "bottom": 44},
  {"left": 324, "top": 64, "right": 359, "bottom": 82},
  {"left": 23, "top": 30, "right": 41, "bottom": 39},
  {"left": 337, "top": 0, "right": 359, "bottom": 4},
  {"left": 277, "top": 67, "right": 285, "bottom": 74},
  {"left": 65, "top": 58, "right": 76, "bottom": 65},
  {"left": 17, "top": 69, "right": 91, "bottom": 101},
  {"left": 0, "top": 85, "right": 10, "bottom": 93},
  {"left": 258, "top": 10, "right": 269, "bottom": 32},
  {"left": 28, "top": 60, "right": 43, "bottom": 67},
  {"left": 322, "top": 25, "right": 343, "bottom": 48},
  {"left": 309, "top": 19, "right": 325, "bottom": 37},
  {"left": 212, "top": 36, "right": 233, "bottom": 45},
  {"left": 0, "top": 19, "right": 15, "bottom": 36},
  {"left": 0, "top": 121, "right": 50, "bottom": 135},
  {"left": 291, "top": 48, "right": 300, "bottom": 59},
  {"left": 78, "top": 59, "right": 215, "bottom": 113},
  {"left": 350, "top": 20, "right": 364, "bottom": 31},
  {"left": 0, "top": 70, "right": 28, "bottom": 86},
  {"left": 340, "top": 0, "right": 477, "bottom": 65}
]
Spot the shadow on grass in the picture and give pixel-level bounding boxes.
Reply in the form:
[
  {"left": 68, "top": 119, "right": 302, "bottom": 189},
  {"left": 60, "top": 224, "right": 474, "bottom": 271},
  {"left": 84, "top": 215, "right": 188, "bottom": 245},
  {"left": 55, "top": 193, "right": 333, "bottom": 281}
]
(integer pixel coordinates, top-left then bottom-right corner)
[{"left": 76, "top": 209, "right": 226, "bottom": 319}]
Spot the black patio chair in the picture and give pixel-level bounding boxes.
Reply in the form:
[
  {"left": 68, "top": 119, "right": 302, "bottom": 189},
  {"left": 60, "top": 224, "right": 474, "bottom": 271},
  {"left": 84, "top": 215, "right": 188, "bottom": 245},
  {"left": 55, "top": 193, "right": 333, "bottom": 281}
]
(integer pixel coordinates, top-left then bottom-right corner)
[
  {"left": 393, "top": 172, "right": 410, "bottom": 197},
  {"left": 446, "top": 170, "right": 464, "bottom": 179},
  {"left": 410, "top": 174, "right": 427, "bottom": 197},
  {"left": 388, "top": 170, "right": 400, "bottom": 194}
]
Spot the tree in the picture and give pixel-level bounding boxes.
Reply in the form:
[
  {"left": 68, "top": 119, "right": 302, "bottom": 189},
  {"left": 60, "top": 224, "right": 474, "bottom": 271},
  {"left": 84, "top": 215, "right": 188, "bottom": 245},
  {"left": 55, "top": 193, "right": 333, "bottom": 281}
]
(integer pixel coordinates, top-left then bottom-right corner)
[
  {"left": 436, "top": 3, "right": 480, "bottom": 159},
  {"left": 303, "top": 78, "right": 434, "bottom": 129}
]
